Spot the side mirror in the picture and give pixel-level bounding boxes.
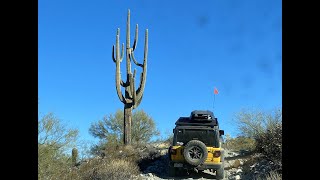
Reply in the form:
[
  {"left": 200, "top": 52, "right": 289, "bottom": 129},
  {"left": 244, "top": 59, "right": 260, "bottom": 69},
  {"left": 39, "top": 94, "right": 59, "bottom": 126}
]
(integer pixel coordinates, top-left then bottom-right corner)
[{"left": 219, "top": 130, "right": 224, "bottom": 136}]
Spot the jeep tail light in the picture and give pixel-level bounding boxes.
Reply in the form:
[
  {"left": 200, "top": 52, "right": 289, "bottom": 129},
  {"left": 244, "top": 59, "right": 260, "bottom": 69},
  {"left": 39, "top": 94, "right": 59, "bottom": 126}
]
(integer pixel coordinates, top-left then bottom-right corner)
[
  {"left": 213, "top": 150, "right": 221, "bottom": 157},
  {"left": 170, "top": 149, "right": 177, "bottom": 155}
]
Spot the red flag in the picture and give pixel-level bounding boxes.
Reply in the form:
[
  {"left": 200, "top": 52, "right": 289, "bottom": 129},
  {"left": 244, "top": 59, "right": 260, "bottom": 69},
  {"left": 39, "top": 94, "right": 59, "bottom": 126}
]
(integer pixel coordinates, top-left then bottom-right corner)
[{"left": 214, "top": 87, "right": 219, "bottom": 94}]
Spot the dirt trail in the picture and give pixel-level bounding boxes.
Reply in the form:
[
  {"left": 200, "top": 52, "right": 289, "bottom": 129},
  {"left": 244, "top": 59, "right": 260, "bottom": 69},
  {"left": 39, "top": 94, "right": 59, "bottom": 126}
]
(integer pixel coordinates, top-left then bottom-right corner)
[{"left": 136, "top": 149, "right": 254, "bottom": 180}]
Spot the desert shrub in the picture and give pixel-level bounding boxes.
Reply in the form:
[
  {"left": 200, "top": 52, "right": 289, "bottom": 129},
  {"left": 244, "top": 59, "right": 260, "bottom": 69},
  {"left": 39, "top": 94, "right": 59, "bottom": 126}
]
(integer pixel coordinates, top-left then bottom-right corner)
[
  {"left": 254, "top": 171, "right": 282, "bottom": 180},
  {"left": 93, "top": 142, "right": 166, "bottom": 173},
  {"left": 78, "top": 158, "right": 139, "bottom": 180},
  {"left": 91, "top": 141, "right": 164, "bottom": 164},
  {"left": 89, "top": 109, "right": 160, "bottom": 156},
  {"left": 241, "top": 154, "right": 282, "bottom": 180},
  {"left": 62, "top": 157, "right": 140, "bottom": 180},
  {"left": 38, "top": 112, "right": 79, "bottom": 180},
  {"left": 235, "top": 108, "right": 281, "bottom": 138},
  {"left": 90, "top": 141, "right": 141, "bottom": 163},
  {"left": 89, "top": 109, "right": 160, "bottom": 144},
  {"left": 234, "top": 107, "right": 282, "bottom": 172},
  {"left": 223, "top": 135, "right": 255, "bottom": 151},
  {"left": 255, "top": 122, "right": 282, "bottom": 165},
  {"left": 62, "top": 143, "right": 165, "bottom": 180},
  {"left": 264, "top": 171, "right": 282, "bottom": 180}
]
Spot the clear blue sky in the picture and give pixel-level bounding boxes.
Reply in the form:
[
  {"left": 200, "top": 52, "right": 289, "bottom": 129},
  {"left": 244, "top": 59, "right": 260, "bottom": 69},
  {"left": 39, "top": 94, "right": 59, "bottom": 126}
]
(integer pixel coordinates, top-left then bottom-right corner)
[{"left": 38, "top": 0, "right": 282, "bottom": 145}]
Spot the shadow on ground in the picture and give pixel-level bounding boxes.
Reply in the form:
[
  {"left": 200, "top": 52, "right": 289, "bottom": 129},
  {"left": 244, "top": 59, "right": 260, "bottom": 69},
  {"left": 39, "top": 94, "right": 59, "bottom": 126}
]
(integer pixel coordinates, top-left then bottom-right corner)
[
  {"left": 173, "top": 170, "right": 217, "bottom": 179},
  {"left": 155, "top": 169, "right": 218, "bottom": 180}
]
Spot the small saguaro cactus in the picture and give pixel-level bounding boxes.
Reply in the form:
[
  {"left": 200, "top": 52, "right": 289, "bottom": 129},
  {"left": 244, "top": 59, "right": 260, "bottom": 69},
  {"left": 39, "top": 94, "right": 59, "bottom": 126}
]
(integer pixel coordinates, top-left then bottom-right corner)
[
  {"left": 72, "top": 147, "right": 78, "bottom": 166},
  {"left": 112, "top": 9, "right": 148, "bottom": 145}
]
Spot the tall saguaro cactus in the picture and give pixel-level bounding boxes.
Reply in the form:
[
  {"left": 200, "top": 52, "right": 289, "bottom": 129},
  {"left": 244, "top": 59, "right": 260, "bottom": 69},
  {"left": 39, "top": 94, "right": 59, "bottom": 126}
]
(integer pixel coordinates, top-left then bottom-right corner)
[{"left": 112, "top": 9, "right": 148, "bottom": 145}]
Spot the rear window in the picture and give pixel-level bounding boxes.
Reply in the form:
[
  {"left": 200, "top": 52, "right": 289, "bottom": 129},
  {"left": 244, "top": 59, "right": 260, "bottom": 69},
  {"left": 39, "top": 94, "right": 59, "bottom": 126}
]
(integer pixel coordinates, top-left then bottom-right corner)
[{"left": 174, "top": 128, "right": 218, "bottom": 147}]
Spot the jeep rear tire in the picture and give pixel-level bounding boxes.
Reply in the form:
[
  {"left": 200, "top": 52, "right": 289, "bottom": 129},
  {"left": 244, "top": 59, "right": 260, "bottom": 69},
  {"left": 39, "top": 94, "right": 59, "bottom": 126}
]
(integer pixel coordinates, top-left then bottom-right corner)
[
  {"left": 168, "top": 166, "right": 176, "bottom": 177},
  {"left": 183, "top": 140, "right": 208, "bottom": 166},
  {"left": 216, "top": 166, "right": 225, "bottom": 180}
]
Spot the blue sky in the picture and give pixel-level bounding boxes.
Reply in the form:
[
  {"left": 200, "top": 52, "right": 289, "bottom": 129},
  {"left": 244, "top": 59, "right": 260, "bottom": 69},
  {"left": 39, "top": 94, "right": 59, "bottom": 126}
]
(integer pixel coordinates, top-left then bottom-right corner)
[{"left": 38, "top": 0, "right": 282, "bottom": 145}]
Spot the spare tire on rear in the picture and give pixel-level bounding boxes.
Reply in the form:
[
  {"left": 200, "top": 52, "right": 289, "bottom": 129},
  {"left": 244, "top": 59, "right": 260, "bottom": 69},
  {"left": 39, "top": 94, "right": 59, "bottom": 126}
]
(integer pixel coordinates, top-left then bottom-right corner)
[{"left": 183, "top": 140, "right": 208, "bottom": 166}]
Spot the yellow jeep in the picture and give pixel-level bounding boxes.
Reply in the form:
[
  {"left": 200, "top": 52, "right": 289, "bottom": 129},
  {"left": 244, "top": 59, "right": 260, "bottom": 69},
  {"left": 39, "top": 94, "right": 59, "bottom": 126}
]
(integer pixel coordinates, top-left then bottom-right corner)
[{"left": 168, "top": 110, "right": 225, "bottom": 179}]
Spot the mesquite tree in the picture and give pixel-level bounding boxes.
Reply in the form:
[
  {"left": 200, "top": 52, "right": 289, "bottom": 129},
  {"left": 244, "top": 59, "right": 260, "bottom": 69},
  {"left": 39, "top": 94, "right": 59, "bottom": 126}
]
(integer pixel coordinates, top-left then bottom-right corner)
[{"left": 112, "top": 9, "right": 148, "bottom": 145}]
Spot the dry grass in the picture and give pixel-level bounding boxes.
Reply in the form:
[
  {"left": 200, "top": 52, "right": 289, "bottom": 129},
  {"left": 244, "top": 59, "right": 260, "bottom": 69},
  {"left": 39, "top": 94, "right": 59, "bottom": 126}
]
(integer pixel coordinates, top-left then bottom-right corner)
[{"left": 62, "top": 157, "right": 140, "bottom": 180}]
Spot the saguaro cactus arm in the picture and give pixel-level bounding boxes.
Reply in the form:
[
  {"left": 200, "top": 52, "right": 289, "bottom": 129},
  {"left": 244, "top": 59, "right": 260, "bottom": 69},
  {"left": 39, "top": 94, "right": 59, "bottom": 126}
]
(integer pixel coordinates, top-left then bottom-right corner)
[
  {"left": 130, "top": 27, "right": 146, "bottom": 68},
  {"left": 113, "top": 28, "right": 131, "bottom": 104},
  {"left": 132, "top": 24, "right": 138, "bottom": 51},
  {"left": 133, "top": 29, "right": 148, "bottom": 109},
  {"left": 112, "top": 29, "right": 128, "bottom": 87},
  {"left": 112, "top": 43, "right": 124, "bottom": 63},
  {"left": 126, "top": 9, "right": 132, "bottom": 74},
  {"left": 130, "top": 70, "right": 136, "bottom": 105},
  {"left": 128, "top": 69, "right": 137, "bottom": 99},
  {"left": 134, "top": 93, "right": 143, "bottom": 109},
  {"left": 131, "top": 51, "right": 143, "bottom": 67}
]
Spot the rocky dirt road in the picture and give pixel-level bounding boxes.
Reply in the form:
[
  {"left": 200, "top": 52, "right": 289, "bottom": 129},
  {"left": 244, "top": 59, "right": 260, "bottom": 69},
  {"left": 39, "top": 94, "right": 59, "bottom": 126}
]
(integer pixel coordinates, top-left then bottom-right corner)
[{"left": 136, "top": 148, "right": 274, "bottom": 180}]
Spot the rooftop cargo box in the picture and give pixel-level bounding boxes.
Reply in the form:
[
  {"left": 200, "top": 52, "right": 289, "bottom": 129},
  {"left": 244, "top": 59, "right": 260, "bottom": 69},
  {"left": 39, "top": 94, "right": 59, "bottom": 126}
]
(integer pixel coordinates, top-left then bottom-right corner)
[{"left": 190, "top": 110, "right": 215, "bottom": 121}]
